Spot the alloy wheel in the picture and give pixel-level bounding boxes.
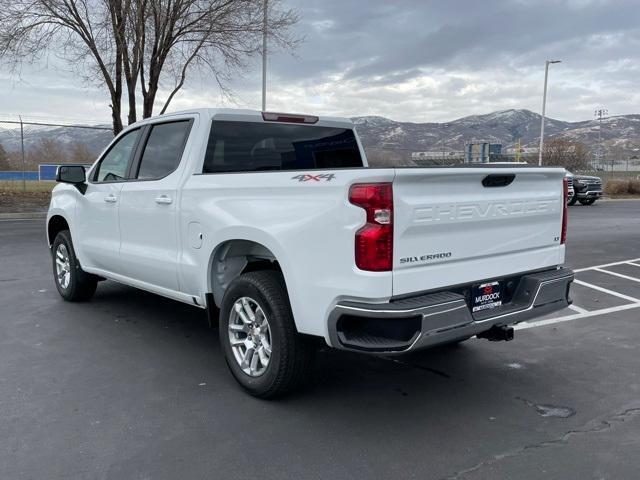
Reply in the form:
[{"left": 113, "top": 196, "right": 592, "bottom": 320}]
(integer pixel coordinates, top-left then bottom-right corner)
[
  {"left": 228, "top": 297, "right": 272, "bottom": 377},
  {"left": 55, "top": 244, "right": 71, "bottom": 289}
]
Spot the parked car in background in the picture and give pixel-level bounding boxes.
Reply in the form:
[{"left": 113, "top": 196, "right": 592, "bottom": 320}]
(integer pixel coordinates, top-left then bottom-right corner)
[
  {"left": 565, "top": 172, "right": 575, "bottom": 204},
  {"left": 566, "top": 171, "right": 603, "bottom": 205}
]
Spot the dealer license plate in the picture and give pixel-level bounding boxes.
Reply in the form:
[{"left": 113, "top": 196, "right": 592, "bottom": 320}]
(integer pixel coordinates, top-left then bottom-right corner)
[{"left": 472, "top": 281, "right": 503, "bottom": 312}]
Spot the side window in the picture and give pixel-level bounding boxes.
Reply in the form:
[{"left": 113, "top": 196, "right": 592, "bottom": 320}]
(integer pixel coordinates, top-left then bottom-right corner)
[
  {"left": 94, "top": 129, "right": 140, "bottom": 182},
  {"left": 136, "top": 121, "right": 191, "bottom": 180}
]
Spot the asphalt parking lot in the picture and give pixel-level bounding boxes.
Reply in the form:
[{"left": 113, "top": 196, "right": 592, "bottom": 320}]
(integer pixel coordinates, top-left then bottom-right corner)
[{"left": 1, "top": 200, "right": 639, "bottom": 480}]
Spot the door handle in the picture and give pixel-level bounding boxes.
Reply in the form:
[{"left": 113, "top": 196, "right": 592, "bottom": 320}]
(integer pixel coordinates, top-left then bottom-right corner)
[
  {"left": 104, "top": 195, "right": 117, "bottom": 203},
  {"left": 155, "top": 195, "right": 173, "bottom": 205}
]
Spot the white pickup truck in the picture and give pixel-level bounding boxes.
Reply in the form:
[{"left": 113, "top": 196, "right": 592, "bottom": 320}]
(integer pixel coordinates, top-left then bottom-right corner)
[{"left": 47, "top": 108, "right": 574, "bottom": 397}]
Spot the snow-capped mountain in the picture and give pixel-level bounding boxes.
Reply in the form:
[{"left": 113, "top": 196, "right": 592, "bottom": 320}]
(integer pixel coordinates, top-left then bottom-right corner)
[
  {"left": 0, "top": 124, "right": 113, "bottom": 155},
  {"left": 1, "top": 109, "right": 638, "bottom": 158},
  {"left": 353, "top": 109, "right": 640, "bottom": 157}
]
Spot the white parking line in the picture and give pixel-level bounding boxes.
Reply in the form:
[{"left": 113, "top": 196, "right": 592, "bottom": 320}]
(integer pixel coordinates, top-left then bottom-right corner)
[
  {"left": 573, "top": 279, "right": 640, "bottom": 303},
  {"left": 595, "top": 268, "right": 640, "bottom": 284},
  {"left": 568, "top": 304, "right": 589, "bottom": 314},
  {"left": 518, "top": 257, "right": 640, "bottom": 330},
  {"left": 574, "top": 258, "right": 640, "bottom": 273},
  {"left": 517, "top": 303, "right": 640, "bottom": 330}
]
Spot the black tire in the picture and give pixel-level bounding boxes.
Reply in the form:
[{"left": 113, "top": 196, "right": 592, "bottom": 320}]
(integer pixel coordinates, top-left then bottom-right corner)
[
  {"left": 579, "top": 198, "right": 596, "bottom": 206},
  {"left": 567, "top": 194, "right": 577, "bottom": 206},
  {"left": 219, "top": 271, "right": 313, "bottom": 398},
  {"left": 51, "top": 230, "right": 97, "bottom": 302}
]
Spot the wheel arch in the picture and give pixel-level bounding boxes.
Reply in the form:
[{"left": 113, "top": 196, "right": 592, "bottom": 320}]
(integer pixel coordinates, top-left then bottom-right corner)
[
  {"left": 207, "top": 238, "right": 290, "bottom": 308},
  {"left": 47, "top": 215, "right": 70, "bottom": 246}
]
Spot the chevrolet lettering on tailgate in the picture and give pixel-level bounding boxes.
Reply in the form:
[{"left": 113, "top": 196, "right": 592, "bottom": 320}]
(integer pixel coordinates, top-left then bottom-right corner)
[{"left": 414, "top": 199, "right": 557, "bottom": 223}]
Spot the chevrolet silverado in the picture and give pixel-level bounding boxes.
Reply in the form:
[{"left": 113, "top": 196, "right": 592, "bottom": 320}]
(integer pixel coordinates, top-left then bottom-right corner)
[{"left": 47, "top": 109, "right": 574, "bottom": 397}]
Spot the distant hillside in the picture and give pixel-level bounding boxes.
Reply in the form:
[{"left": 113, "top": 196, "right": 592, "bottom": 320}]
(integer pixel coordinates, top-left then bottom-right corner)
[
  {"left": 0, "top": 125, "right": 113, "bottom": 157},
  {"left": 1, "top": 109, "right": 639, "bottom": 162},
  {"left": 353, "top": 109, "right": 640, "bottom": 158}
]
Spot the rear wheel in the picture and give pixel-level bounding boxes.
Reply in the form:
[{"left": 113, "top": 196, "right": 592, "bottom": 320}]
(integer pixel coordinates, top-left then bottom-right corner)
[
  {"left": 579, "top": 198, "right": 596, "bottom": 206},
  {"left": 219, "top": 271, "right": 313, "bottom": 398},
  {"left": 52, "top": 230, "right": 97, "bottom": 301}
]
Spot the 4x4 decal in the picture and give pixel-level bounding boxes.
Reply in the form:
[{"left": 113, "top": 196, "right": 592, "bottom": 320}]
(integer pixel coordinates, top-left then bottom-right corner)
[{"left": 291, "top": 173, "right": 336, "bottom": 182}]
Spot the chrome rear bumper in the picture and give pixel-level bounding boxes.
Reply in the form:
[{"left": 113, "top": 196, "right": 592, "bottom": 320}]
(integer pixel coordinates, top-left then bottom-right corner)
[{"left": 328, "top": 268, "right": 574, "bottom": 354}]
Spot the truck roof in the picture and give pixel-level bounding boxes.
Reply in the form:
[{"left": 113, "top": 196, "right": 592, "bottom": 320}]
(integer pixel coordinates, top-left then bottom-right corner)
[{"left": 135, "top": 108, "right": 354, "bottom": 130}]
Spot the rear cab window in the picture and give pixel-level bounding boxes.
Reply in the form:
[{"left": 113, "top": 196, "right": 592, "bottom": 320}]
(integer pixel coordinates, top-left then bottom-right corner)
[{"left": 202, "top": 121, "right": 363, "bottom": 173}]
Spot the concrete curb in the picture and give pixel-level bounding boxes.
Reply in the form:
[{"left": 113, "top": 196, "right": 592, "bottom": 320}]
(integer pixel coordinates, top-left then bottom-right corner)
[{"left": 0, "top": 212, "right": 47, "bottom": 220}]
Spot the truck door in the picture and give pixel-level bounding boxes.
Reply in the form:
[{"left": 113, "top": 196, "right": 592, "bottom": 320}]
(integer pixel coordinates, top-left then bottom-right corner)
[
  {"left": 117, "top": 119, "right": 193, "bottom": 292},
  {"left": 75, "top": 128, "right": 142, "bottom": 273}
]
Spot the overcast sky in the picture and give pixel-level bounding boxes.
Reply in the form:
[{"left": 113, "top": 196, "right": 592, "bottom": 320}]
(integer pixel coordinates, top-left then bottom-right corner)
[{"left": 1, "top": 0, "right": 639, "bottom": 124}]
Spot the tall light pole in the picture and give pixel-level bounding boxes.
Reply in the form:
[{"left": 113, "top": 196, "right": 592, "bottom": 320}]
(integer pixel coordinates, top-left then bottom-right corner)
[
  {"left": 594, "top": 107, "right": 607, "bottom": 170},
  {"left": 440, "top": 123, "right": 450, "bottom": 164},
  {"left": 538, "top": 60, "right": 561, "bottom": 166},
  {"left": 261, "top": 0, "right": 268, "bottom": 111}
]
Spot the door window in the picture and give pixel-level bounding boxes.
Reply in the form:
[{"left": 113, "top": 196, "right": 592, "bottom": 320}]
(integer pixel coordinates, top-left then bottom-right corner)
[
  {"left": 94, "top": 129, "right": 140, "bottom": 182},
  {"left": 136, "top": 121, "right": 192, "bottom": 180}
]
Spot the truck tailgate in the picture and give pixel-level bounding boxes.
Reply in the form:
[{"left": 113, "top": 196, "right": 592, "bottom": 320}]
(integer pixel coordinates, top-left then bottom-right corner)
[{"left": 392, "top": 167, "right": 566, "bottom": 296}]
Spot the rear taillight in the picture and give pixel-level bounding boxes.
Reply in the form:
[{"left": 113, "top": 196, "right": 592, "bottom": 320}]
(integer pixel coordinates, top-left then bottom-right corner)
[
  {"left": 561, "top": 177, "right": 568, "bottom": 244},
  {"left": 349, "top": 183, "right": 393, "bottom": 271}
]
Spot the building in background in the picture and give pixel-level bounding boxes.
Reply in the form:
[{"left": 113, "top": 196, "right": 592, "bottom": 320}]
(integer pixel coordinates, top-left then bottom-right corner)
[
  {"left": 411, "top": 151, "right": 463, "bottom": 160},
  {"left": 464, "top": 143, "right": 503, "bottom": 163},
  {"left": 411, "top": 150, "right": 465, "bottom": 165}
]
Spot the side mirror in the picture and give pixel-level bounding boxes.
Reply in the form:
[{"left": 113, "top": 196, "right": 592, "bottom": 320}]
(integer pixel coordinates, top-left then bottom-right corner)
[
  {"left": 56, "top": 165, "right": 87, "bottom": 193},
  {"left": 56, "top": 165, "right": 86, "bottom": 184}
]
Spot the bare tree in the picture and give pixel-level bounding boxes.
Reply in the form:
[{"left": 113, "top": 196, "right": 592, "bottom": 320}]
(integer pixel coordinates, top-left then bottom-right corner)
[
  {"left": 542, "top": 139, "right": 591, "bottom": 171},
  {"left": 68, "top": 141, "right": 95, "bottom": 163},
  {"left": 0, "top": 143, "right": 9, "bottom": 170},
  {"left": 137, "top": 0, "right": 299, "bottom": 118},
  {"left": 27, "top": 138, "right": 67, "bottom": 168},
  {"left": 0, "top": 0, "right": 299, "bottom": 134},
  {"left": 365, "top": 147, "right": 416, "bottom": 167},
  {"left": 0, "top": 1, "right": 125, "bottom": 133}
]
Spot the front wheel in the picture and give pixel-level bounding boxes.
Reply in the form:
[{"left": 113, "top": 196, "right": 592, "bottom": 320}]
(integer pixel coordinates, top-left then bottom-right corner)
[
  {"left": 219, "top": 271, "right": 314, "bottom": 398},
  {"left": 567, "top": 194, "right": 577, "bottom": 206},
  {"left": 579, "top": 198, "right": 596, "bottom": 206},
  {"left": 52, "top": 230, "right": 97, "bottom": 301}
]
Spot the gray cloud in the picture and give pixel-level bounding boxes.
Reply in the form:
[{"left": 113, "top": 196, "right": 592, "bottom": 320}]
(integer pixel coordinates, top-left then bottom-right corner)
[
  {"left": 252, "top": 0, "right": 640, "bottom": 121},
  {"left": 270, "top": 0, "right": 639, "bottom": 80},
  {"left": 1, "top": 0, "right": 638, "bottom": 123}
]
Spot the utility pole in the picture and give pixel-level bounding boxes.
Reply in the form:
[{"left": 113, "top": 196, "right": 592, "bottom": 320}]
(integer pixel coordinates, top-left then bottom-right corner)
[
  {"left": 631, "top": 148, "right": 640, "bottom": 172},
  {"left": 19, "top": 115, "right": 26, "bottom": 193},
  {"left": 261, "top": 0, "right": 268, "bottom": 111},
  {"left": 440, "top": 123, "right": 450, "bottom": 165},
  {"left": 594, "top": 108, "right": 607, "bottom": 171},
  {"left": 538, "top": 60, "right": 561, "bottom": 166}
]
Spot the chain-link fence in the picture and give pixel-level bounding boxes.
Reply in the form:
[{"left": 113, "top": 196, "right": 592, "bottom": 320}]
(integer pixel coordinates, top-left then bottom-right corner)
[
  {"left": 365, "top": 146, "right": 640, "bottom": 174},
  {"left": 0, "top": 115, "right": 113, "bottom": 192},
  {"left": 364, "top": 146, "right": 467, "bottom": 167}
]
